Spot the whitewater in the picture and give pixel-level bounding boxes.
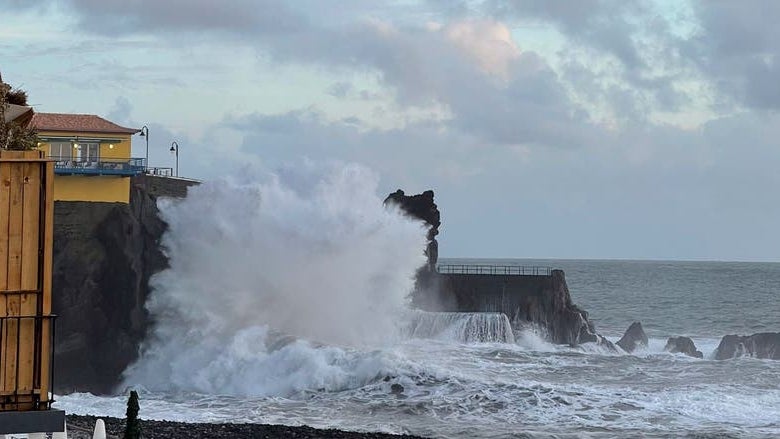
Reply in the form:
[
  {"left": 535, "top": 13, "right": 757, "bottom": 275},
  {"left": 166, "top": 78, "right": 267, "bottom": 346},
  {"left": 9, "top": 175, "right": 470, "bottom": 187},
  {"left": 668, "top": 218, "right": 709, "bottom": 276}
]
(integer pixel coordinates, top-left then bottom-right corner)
[{"left": 55, "top": 163, "right": 780, "bottom": 438}]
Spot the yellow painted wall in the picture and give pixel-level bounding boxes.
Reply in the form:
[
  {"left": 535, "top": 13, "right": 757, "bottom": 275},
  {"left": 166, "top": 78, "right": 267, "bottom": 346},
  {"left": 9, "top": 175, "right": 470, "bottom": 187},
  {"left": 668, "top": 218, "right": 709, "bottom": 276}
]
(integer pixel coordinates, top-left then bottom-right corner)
[
  {"left": 53, "top": 175, "right": 130, "bottom": 203},
  {"left": 36, "top": 131, "right": 135, "bottom": 203}
]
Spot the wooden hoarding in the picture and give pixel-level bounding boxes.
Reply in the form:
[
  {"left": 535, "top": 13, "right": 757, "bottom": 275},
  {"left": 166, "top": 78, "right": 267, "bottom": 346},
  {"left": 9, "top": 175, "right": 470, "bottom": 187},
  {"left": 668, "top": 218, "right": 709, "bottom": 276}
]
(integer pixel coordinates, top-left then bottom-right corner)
[{"left": 0, "top": 150, "right": 54, "bottom": 412}]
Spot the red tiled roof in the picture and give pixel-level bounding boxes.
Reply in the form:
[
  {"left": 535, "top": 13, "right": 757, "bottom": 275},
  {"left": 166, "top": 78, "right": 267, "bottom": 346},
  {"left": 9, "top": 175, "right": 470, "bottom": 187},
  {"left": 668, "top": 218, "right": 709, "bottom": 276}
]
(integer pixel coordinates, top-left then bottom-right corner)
[{"left": 31, "top": 113, "right": 139, "bottom": 134}]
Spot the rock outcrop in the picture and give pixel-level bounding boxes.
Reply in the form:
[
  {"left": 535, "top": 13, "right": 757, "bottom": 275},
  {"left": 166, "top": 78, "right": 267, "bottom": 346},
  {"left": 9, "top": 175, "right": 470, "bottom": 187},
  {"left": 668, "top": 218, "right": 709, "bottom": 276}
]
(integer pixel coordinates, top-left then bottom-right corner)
[
  {"left": 616, "top": 322, "right": 648, "bottom": 353},
  {"left": 714, "top": 333, "right": 780, "bottom": 360},
  {"left": 53, "top": 175, "right": 196, "bottom": 394},
  {"left": 384, "top": 189, "right": 440, "bottom": 270},
  {"left": 664, "top": 336, "right": 703, "bottom": 358}
]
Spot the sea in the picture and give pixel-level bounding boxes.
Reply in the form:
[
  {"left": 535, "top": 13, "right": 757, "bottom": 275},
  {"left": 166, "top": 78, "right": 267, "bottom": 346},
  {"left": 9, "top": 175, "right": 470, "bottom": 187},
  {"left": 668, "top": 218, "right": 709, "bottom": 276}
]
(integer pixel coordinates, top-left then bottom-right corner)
[{"left": 54, "top": 166, "right": 780, "bottom": 438}]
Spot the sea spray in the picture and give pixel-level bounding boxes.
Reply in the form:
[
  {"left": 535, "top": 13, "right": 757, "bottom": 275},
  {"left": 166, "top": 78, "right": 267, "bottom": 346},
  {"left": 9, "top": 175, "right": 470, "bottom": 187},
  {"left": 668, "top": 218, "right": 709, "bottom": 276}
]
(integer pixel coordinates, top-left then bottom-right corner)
[{"left": 122, "top": 162, "right": 428, "bottom": 395}]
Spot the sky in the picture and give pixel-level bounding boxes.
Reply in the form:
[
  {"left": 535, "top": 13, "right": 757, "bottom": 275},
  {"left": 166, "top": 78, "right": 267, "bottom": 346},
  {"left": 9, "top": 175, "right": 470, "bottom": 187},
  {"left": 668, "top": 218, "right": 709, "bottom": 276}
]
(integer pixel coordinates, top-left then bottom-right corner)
[{"left": 2, "top": 0, "right": 780, "bottom": 261}]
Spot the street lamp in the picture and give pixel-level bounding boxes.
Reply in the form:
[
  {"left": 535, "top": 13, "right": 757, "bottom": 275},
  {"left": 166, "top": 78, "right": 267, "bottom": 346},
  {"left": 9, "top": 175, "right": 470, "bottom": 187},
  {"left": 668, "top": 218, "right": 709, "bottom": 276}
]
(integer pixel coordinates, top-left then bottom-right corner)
[
  {"left": 169, "top": 141, "right": 179, "bottom": 177},
  {"left": 138, "top": 125, "right": 149, "bottom": 171}
]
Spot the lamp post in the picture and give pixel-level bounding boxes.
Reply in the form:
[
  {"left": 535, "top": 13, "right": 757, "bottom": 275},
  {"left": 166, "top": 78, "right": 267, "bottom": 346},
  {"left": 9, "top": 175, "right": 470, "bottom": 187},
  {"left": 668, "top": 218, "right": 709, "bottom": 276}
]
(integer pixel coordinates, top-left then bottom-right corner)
[
  {"left": 169, "top": 141, "right": 179, "bottom": 177},
  {"left": 138, "top": 125, "right": 149, "bottom": 171}
]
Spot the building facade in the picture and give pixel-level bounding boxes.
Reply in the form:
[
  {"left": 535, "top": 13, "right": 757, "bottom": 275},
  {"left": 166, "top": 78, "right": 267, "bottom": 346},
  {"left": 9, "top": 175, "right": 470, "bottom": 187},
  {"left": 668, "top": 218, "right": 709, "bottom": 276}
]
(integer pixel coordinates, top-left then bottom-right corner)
[{"left": 32, "top": 113, "right": 142, "bottom": 203}]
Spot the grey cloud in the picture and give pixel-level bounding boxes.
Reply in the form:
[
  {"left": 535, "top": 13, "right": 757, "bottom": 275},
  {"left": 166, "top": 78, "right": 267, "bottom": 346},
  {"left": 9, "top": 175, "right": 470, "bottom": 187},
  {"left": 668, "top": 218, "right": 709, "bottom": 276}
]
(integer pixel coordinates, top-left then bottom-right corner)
[
  {"left": 107, "top": 96, "right": 133, "bottom": 124},
  {"left": 685, "top": 2, "right": 780, "bottom": 110},
  {"left": 484, "top": 0, "right": 693, "bottom": 115},
  {"left": 262, "top": 22, "right": 600, "bottom": 149},
  {"left": 227, "top": 109, "right": 495, "bottom": 188},
  {"left": 326, "top": 82, "right": 354, "bottom": 99},
  {"left": 63, "top": 0, "right": 306, "bottom": 36},
  {"left": 23, "top": 0, "right": 599, "bottom": 149},
  {"left": 222, "top": 107, "right": 780, "bottom": 260},
  {"left": 486, "top": 0, "right": 649, "bottom": 69}
]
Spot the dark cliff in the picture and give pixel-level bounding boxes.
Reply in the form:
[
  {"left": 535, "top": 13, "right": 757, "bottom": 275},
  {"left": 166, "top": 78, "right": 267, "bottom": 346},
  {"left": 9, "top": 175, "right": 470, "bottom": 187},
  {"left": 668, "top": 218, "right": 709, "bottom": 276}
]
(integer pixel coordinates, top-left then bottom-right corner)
[{"left": 53, "top": 175, "right": 197, "bottom": 394}]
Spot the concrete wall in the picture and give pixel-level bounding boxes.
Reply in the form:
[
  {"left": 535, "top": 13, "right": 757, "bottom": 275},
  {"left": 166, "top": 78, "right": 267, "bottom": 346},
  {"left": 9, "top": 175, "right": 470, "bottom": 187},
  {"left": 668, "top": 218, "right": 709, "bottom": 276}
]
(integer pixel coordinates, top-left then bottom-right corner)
[{"left": 132, "top": 174, "right": 198, "bottom": 199}]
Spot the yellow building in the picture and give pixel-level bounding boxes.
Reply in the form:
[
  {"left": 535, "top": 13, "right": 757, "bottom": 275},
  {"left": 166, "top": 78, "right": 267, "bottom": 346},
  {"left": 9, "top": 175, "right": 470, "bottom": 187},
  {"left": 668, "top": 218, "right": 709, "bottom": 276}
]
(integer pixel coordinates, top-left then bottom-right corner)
[{"left": 32, "top": 113, "right": 142, "bottom": 203}]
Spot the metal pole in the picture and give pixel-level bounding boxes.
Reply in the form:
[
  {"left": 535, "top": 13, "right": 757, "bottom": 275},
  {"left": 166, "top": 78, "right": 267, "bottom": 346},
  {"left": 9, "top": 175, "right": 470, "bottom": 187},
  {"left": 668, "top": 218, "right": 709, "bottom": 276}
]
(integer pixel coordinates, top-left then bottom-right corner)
[
  {"left": 140, "top": 125, "right": 149, "bottom": 171},
  {"left": 170, "top": 141, "right": 179, "bottom": 177}
]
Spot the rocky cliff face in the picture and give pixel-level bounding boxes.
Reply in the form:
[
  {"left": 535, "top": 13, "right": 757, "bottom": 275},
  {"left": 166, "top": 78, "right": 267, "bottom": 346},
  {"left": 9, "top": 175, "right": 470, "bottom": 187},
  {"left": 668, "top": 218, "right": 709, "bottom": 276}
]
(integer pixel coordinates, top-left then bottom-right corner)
[{"left": 52, "top": 176, "right": 196, "bottom": 394}]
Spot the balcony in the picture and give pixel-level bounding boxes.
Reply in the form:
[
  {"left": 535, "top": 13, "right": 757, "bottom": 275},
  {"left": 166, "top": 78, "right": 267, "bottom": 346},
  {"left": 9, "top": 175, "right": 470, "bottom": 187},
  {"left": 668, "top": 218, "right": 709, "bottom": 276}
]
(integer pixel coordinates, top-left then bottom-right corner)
[{"left": 52, "top": 156, "right": 146, "bottom": 176}]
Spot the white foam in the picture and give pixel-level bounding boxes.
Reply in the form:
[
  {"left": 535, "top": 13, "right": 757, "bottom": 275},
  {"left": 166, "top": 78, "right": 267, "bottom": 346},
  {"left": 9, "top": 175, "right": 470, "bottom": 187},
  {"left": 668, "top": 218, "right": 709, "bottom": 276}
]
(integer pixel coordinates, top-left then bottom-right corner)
[{"left": 122, "top": 162, "right": 427, "bottom": 395}]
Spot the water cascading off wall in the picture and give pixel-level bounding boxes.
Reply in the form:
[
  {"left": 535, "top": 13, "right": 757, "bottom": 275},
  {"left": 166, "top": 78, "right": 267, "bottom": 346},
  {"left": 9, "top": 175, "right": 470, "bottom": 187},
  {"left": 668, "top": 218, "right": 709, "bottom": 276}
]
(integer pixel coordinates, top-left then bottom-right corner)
[
  {"left": 407, "top": 312, "right": 516, "bottom": 343},
  {"left": 121, "top": 161, "right": 429, "bottom": 396}
]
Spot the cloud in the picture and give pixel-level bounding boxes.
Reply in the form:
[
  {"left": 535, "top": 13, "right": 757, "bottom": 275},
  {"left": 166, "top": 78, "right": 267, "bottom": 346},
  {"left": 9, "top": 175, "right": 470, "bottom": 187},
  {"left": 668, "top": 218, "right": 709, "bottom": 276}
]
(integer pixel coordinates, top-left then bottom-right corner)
[
  {"left": 483, "top": 0, "right": 698, "bottom": 118},
  {"left": 107, "top": 96, "right": 133, "bottom": 124},
  {"left": 61, "top": 0, "right": 306, "bottom": 36},
  {"left": 263, "top": 18, "right": 600, "bottom": 149},
  {"left": 20, "top": 0, "right": 599, "bottom": 149},
  {"left": 10, "top": 0, "right": 780, "bottom": 259},
  {"left": 684, "top": 2, "right": 780, "bottom": 111},
  {"left": 442, "top": 19, "right": 520, "bottom": 80}
]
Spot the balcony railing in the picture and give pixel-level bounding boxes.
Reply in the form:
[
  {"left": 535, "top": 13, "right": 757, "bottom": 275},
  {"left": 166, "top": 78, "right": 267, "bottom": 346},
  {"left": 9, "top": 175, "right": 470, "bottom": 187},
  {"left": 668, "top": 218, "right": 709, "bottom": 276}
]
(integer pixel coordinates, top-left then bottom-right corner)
[{"left": 51, "top": 156, "right": 146, "bottom": 176}]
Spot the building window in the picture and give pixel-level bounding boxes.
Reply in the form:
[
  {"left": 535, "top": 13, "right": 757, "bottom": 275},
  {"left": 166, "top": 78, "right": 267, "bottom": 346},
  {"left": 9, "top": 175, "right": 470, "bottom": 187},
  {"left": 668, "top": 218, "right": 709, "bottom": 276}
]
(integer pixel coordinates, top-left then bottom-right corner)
[
  {"left": 49, "top": 142, "right": 72, "bottom": 160},
  {"left": 77, "top": 143, "right": 99, "bottom": 162}
]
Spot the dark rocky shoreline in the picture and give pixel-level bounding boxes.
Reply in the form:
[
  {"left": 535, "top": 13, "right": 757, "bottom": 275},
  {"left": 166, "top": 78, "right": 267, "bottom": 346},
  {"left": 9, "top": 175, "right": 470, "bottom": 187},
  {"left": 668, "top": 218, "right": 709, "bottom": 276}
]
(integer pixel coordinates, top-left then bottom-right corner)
[{"left": 66, "top": 415, "right": 428, "bottom": 439}]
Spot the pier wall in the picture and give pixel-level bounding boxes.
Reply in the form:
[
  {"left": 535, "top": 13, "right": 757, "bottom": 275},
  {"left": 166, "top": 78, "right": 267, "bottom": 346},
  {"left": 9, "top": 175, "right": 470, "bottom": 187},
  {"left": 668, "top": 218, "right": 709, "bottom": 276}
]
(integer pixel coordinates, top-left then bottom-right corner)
[{"left": 414, "top": 270, "right": 591, "bottom": 345}]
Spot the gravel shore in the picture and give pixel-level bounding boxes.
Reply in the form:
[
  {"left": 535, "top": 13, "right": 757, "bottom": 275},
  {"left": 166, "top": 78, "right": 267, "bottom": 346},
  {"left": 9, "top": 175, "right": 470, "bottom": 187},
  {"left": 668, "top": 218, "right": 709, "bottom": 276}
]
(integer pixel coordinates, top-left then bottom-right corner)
[{"left": 66, "top": 415, "right": 428, "bottom": 439}]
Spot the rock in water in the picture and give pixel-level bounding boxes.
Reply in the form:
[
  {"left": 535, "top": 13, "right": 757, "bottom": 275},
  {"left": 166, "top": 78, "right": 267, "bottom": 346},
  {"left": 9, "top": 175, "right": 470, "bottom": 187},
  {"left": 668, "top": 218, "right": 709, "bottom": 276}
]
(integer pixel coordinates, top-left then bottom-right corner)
[
  {"left": 664, "top": 336, "right": 703, "bottom": 358},
  {"left": 390, "top": 383, "right": 404, "bottom": 394},
  {"left": 616, "top": 322, "right": 648, "bottom": 353},
  {"left": 579, "top": 331, "right": 619, "bottom": 351},
  {"left": 715, "top": 332, "right": 780, "bottom": 360}
]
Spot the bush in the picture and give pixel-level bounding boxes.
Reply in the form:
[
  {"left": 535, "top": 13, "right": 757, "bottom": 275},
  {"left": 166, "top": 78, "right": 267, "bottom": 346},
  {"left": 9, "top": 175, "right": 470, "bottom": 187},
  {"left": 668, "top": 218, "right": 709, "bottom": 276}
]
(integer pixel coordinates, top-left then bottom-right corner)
[{"left": 0, "top": 72, "right": 38, "bottom": 150}]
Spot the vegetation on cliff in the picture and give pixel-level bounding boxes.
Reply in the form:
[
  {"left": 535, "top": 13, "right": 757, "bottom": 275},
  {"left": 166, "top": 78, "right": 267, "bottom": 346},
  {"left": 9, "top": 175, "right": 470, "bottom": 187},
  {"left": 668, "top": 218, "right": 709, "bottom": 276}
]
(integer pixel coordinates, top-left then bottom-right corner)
[{"left": 0, "top": 70, "right": 38, "bottom": 150}]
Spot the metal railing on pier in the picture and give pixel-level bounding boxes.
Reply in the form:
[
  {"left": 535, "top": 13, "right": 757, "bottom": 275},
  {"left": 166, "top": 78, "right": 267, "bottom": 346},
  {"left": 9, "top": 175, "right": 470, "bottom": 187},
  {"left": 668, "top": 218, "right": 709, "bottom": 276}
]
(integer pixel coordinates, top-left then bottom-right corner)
[
  {"left": 144, "top": 166, "right": 174, "bottom": 177},
  {"left": 436, "top": 264, "right": 552, "bottom": 276}
]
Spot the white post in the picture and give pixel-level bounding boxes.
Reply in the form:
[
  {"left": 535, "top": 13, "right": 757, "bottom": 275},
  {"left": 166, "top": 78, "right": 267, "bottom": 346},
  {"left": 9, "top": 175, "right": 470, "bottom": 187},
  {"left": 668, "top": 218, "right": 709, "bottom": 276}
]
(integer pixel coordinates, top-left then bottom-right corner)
[{"left": 92, "top": 419, "right": 106, "bottom": 439}]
